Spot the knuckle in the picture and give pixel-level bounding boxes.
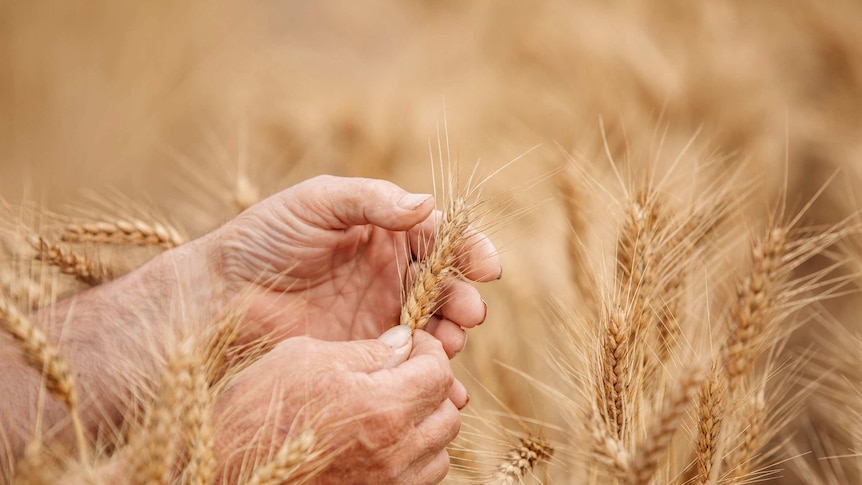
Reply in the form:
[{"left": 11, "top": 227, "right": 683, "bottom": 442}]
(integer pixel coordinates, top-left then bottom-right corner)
[{"left": 430, "top": 352, "right": 454, "bottom": 387}]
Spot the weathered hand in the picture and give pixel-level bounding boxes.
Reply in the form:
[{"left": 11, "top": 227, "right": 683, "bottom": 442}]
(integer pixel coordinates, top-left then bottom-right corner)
[
  {"left": 213, "top": 327, "right": 464, "bottom": 484},
  {"left": 201, "top": 175, "right": 501, "bottom": 356}
]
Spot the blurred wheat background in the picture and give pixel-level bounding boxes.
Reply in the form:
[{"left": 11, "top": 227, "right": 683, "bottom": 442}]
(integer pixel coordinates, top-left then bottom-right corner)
[{"left": 3, "top": 1, "right": 862, "bottom": 483}]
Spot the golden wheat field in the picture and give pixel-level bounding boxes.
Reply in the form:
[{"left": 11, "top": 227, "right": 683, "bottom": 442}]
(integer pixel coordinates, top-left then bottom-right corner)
[{"left": 3, "top": 1, "right": 862, "bottom": 483}]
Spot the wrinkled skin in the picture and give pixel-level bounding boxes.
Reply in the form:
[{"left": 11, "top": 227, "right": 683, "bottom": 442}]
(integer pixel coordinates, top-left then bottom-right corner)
[
  {"left": 205, "top": 175, "right": 500, "bottom": 350},
  {"left": 0, "top": 176, "right": 499, "bottom": 484},
  {"left": 196, "top": 176, "right": 501, "bottom": 482},
  {"left": 215, "top": 331, "right": 459, "bottom": 484}
]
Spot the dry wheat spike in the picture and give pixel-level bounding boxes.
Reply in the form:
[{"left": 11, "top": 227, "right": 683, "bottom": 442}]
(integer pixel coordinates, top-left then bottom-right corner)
[
  {"left": 245, "top": 429, "right": 318, "bottom": 485},
  {"left": 62, "top": 219, "right": 185, "bottom": 249},
  {"left": 128, "top": 341, "right": 194, "bottom": 485},
  {"left": 400, "top": 195, "right": 471, "bottom": 331},
  {"left": 492, "top": 435, "right": 553, "bottom": 485},
  {"left": 696, "top": 363, "right": 728, "bottom": 484},
  {"left": 723, "top": 226, "right": 788, "bottom": 389},
  {"left": 27, "top": 235, "right": 110, "bottom": 286},
  {"left": 627, "top": 364, "right": 706, "bottom": 485},
  {"left": 0, "top": 293, "right": 89, "bottom": 465}
]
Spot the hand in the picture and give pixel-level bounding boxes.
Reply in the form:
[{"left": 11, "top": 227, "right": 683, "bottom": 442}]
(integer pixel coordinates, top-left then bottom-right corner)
[
  {"left": 213, "top": 327, "right": 465, "bottom": 484},
  {"left": 201, "top": 175, "right": 502, "bottom": 355}
]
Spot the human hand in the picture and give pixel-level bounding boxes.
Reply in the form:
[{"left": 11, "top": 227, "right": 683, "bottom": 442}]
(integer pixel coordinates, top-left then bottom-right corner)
[
  {"left": 199, "top": 175, "right": 501, "bottom": 355},
  {"left": 213, "top": 326, "right": 465, "bottom": 484}
]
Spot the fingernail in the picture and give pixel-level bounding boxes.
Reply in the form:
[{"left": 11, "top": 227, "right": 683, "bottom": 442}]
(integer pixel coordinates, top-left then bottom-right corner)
[
  {"left": 480, "top": 300, "right": 488, "bottom": 324},
  {"left": 378, "top": 325, "right": 412, "bottom": 349},
  {"left": 496, "top": 265, "right": 503, "bottom": 280},
  {"left": 464, "top": 394, "right": 471, "bottom": 408},
  {"left": 398, "top": 193, "right": 432, "bottom": 210}
]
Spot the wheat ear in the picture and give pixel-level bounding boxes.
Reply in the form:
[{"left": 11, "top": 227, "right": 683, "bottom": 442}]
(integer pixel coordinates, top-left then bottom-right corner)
[
  {"left": 62, "top": 219, "right": 185, "bottom": 249},
  {"left": 0, "top": 267, "right": 46, "bottom": 310},
  {"left": 726, "top": 389, "right": 768, "bottom": 482},
  {"left": 492, "top": 435, "right": 553, "bottom": 485},
  {"left": 202, "top": 307, "right": 243, "bottom": 388},
  {"left": 0, "top": 294, "right": 89, "bottom": 465},
  {"left": 723, "top": 227, "right": 788, "bottom": 390},
  {"left": 616, "top": 191, "right": 667, "bottom": 337},
  {"left": 27, "top": 235, "right": 110, "bottom": 286},
  {"left": 599, "top": 306, "right": 631, "bottom": 440},
  {"left": 400, "top": 195, "right": 471, "bottom": 330},
  {"left": 129, "top": 341, "right": 194, "bottom": 485},
  {"left": 588, "top": 412, "right": 631, "bottom": 480},
  {"left": 696, "top": 364, "right": 727, "bottom": 484},
  {"left": 183, "top": 361, "right": 215, "bottom": 485},
  {"left": 627, "top": 364, "right": 705, "bottom": 485},
  {"left": 245, "top": 429, "right": 318, "bottom": 485}
]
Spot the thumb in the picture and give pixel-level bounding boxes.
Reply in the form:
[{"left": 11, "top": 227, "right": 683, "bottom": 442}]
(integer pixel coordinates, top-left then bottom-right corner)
[
  {"left": 288, "top": 176, "right": 435, "bottom": 231},
  {"left": 376, "top": 324, "right": 414, "bottom": 367},
  {"left": 340, "top": 325, "right": 414, "bottom": 373}
]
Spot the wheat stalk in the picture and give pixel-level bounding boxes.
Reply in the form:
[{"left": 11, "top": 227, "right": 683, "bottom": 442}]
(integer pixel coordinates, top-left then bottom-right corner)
[{"left": 62, "top": 219, "right": 185, "bottom": 249}]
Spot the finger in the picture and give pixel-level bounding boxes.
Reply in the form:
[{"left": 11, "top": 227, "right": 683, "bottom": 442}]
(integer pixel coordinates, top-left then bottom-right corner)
[
  {"left": 438, "top": 278, "right": 487, "bottom": 328},
  {"left": 407, "top": 219, "right": 502, "bottom": 282},
  {"left": 288, "top": 175, "right": 435, "bottom": 231},
  {"left": 414, "top": 398, "right": 461, "bottom": 447},
  {"left": 316, "top": 325, "right": 413, "bottom": 374},
  {"left": 375, "top": 331, "right": 453, "bottom": 419},
  {"left": 411, "top": 449, "right": 452, "bottom": 485},
  {"left": 448, "top": 378, "right": 469, "bottom": 409},
  {"left": 455, "top": 226, "right": 502, "bottom": 282},
  {"left": 425, "top": 318, "right": 466, "bottom": 359},
  {"left": 407, "top": 209, "right": 442, "bottom": 260}
]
